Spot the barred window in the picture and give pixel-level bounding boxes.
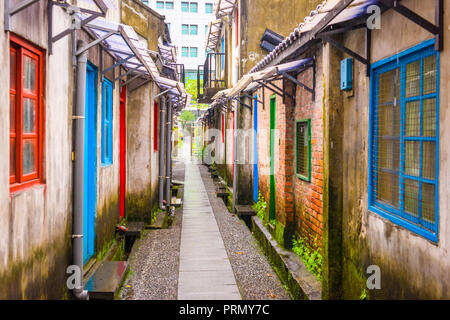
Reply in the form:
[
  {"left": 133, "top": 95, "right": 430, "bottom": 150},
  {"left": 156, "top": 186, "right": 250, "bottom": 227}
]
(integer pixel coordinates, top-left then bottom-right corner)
[
  {"left": 296, "top": 120, "right": 311, "bottom": 181},
  {"left": 370, "top": 40, "right": 439, "bottom": 242}
]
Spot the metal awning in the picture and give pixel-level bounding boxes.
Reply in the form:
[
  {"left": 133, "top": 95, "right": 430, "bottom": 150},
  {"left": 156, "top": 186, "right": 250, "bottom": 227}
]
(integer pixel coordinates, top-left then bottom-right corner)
[
  {"left": 159, "top": 43, "right": 177, "bottom": 64},
  {"left": 251, "top": 0, "right": 444, "bottom": 73},
  {"left": 215, "top": 0, "right": 237, "bottom": 17},
  {"left": 154, "top": 76, "right": 191, "bottom": 110},
  {"left": 205, "top": 19, "right": 223, "bottom": 51}
]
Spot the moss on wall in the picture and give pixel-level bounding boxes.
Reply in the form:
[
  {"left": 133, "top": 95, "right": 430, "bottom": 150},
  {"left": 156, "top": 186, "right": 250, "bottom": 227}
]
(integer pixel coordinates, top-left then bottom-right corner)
[{"left": 0, "top": 222, "right": 72, "bottom": 300}]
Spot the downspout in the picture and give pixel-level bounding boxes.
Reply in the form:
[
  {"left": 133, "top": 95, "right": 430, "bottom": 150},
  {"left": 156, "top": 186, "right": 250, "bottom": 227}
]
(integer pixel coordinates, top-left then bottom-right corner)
[
  {"left": 159, "top": 95, "right": 166, "bottom": 209},
  {"left": 232, "top": 100, "right": 238, "bottom": 213},
  {"left": 72, "top": 40, "right": 89, "bottom": 300},
  {"left": 165, "top": 101, "right": 173, "bottom": 208}
]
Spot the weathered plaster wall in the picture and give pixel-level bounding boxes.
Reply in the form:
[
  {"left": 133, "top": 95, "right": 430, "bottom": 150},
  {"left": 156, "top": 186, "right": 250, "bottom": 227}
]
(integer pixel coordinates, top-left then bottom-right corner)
[
  {"left": 240, "top": 0, "right": 323, "bottom": 74},
  {"left": 0, "top": 2, "right": 73, "bottom": 299},
  {"left": 336, "top": 0, "right": 450, "bottom": 299}
]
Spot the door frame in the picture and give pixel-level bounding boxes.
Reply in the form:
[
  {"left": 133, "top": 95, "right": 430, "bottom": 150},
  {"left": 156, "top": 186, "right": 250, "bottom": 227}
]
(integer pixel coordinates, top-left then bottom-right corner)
[
  {"left": 83, "top": 62, "right": 98, "bottom": 263},
  {"left": 253, "top": 94, "right": 259, "bottom": 203},
  {"left": 269, "top": 95, "right": 276, "bottom": 220},
  {"left": 119, "top": 85, "right": 126, "bottom": 220}
]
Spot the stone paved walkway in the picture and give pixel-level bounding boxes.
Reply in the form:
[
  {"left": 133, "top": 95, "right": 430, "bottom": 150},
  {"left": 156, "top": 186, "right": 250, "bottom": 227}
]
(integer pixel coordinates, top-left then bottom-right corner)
[{"left": 177, "top": 160, "right": 241, "bottom": 300}]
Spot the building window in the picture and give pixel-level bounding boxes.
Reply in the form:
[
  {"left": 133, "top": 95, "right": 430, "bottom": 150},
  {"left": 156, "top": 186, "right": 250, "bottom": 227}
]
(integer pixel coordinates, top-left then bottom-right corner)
[
  {"left": 181, "top": 24, "right": 189, "bottom": 35},
  {"left": 181, "top": 2, "right": 189, "bottom": 12},
  {"left": 166, "top": 23, "right": 170, "bottom": 32},
  {"left": 295, "top": 120, "right": 311, "bottom": 181},
  {"left": 205, "top": 25, "right": 209, "bottom": 35},
  {"left": 154, "top": 102, "right": 158, "bottom": 152},
  {"left": 205, "top": 3, "right": 213, "bottom": 13},
  {"left": 141, "top": 0, "right": 149, "bottom": 6},
  {"left": 101, "top": 78, "right": 113, "bottom": 166},
  {"left": 181, "top": 47, "right": 189, "bottom": 57},
  {"left": 165, "top": 1, "right": 173, "bottom": 9},
  {"left": 156, "top": 1, "right": 164, "bottom": 9},
  {"left": 190, "top": 25, "right": 198, "bottom": 35},
  {"left": 10, "top": 34, "right": 44, "bottom": 191},
  {"left": 190, "top": 2, "right": 198, "bottom": 12},
  {"left": 369, "top": 39, "right": 439, "bottom": 242},
  {"left": 190, "top": 47, "right": 198, "bottom": 57}
]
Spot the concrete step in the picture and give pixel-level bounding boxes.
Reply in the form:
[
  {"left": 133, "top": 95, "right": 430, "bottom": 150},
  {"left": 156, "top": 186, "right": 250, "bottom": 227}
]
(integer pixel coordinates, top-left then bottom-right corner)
[
  {"left": 85, "top": 261, "right": 128, "bottom": 300},
  {"left": 172, "top": 180, "right": 185, "bottom": 186},
  {"left": 235, "top": 205, "right": 256, "bottom": 217},
  {"left": 124, "top": 221, "right": 145, "bottom": 252},
  {"left": 147, "top": 211, "right": 166, "bottom": 229}
]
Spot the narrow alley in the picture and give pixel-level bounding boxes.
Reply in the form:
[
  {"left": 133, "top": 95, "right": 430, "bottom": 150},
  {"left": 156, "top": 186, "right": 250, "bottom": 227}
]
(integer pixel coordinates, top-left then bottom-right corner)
[{"left": 120, "top": 154, "right": 290, "bottom": 300}]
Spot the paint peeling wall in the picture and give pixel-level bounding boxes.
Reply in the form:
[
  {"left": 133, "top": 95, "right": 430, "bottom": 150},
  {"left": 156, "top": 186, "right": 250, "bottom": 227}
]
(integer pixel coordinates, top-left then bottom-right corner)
[
  {"left": 336, "top": 0, "right": 450, "bottom": 299},
  {"left": 0, "top": 2, "right": 73, "bottom": 299}
]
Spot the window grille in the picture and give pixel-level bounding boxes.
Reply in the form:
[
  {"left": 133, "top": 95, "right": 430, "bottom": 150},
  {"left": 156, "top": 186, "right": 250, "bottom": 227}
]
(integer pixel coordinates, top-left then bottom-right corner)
[
  {"left": 296, "top": 120, "right": 311, "bottom": 181},
  {"left": 370, "top": 40, "right": 439, "bottom": 241}
]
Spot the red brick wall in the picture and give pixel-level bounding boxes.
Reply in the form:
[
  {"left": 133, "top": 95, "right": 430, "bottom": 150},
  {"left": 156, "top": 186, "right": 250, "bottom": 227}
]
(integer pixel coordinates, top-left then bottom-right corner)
[
  {"left": 255, "top": 54, "right": 324, "bottom": 249},
  {"left": 294, "top": 54, "right": 324, "bottom": 247}
]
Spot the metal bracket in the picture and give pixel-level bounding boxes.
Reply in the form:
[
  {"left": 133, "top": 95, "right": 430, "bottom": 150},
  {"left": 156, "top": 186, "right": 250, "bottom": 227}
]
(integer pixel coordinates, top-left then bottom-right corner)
[
  {"left": 379, "top": 0, "right": 443, "bottom": 51},
  {"left": 230, "top": 97, "right": 251, "bottom": 110},
  {"left": 48, "top": 0, "right": 108, "bottom": 55},
  {"left": 321, "top": 30, "right": 371, "bottom": 77},
  {"left": 4, "top": 0, "right": 40, "bottom": 32}
]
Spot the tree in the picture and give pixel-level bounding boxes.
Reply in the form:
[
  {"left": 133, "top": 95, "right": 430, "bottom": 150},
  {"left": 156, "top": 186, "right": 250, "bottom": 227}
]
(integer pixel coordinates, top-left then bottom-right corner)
[
  {"left": 185, "top": 79, "right": 209, "bottom": 110},
  {"left": 179, "top": 110, "right": 195, "bottom": 125}
]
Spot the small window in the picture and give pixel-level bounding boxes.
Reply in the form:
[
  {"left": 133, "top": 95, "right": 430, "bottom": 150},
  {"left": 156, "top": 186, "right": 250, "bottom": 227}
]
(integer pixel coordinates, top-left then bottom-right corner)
[
  {"left": 181, "top": 2, "right": 189, "bottom": 12},
  {"left": 166, "top": 23, "right": 170, "bottom": 32},
  {"left": 369, "top": 39, "right": 439, "bottom": 241},
  {"left": 190, "top": 2, "right": 198, "bottom": 13},
  {"left": 156, "top": 1, "right": 164, "bottom": 9},
  {"left": 141, "top": 0, "right": 149, "bottom": 6},
  {"left": 295, "top": 120, "right": 311, "bottom": 181},
  {"left": 205, "top": 25, "right": 209, "bottom": 35},
  {"left": 190, "top": 47, "right": 198, "bottom": 57},
  {"left": 10, "top": 34, "right": 44, "bottom": 192},
  {"left": 181, "top": 47, "right": 189, "bottom": 57},
  {"left": 205, "top": 3, "right": 213, "bottom": 13},
  {"left": 190, "top": 25, "right": 198, "bottom": 35},
  {"left": 101, "top": 79, "right": 113, "bottom": 166},
  {"left": 165, "top": 1, "right": 173, "bottom": 9},
  {"left": 181, "top": 24, "right": 189, "bottom": 35}
]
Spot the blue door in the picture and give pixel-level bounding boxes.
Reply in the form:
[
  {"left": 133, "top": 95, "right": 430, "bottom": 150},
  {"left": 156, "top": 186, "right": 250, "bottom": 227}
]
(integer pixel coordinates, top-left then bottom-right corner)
[
  {"left": 83, "top": 63, "right": 97, "bottom": 263},
  {"left": 253, "top": 95, "right": 259, "bottom": 203}
]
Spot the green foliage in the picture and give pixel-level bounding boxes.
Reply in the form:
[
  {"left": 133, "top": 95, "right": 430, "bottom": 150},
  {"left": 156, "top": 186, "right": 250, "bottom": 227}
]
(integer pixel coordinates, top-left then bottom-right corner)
[
  {"left": 252, "top": 192, "right": 267, "bottom": 221},
  {"left": 360, "top": 288, "right": 368, "bottom": 300},
  {"left": 185, "top": 79, "right": 208, "bottom": 109},
  {"left": 292, "top": 235, "right": 323, "bottom": 282},
  {"left": 179, "top": 110, "right": 195, "bottom": 123}
]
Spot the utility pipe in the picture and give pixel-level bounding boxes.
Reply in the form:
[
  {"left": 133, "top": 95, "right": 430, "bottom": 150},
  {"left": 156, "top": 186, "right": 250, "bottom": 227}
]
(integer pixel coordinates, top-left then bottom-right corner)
[
  {"left": 232, "top": 100, "right": 238, "bottom": 214},
  {"left": 159, "top": 95, "right": 166, "bottom": 209},
  {"left": 72, "top": 40, "right": 89, "bottom": 300},
  {"left": 165, "top": 101, "right": 173, "bottom": 208}
]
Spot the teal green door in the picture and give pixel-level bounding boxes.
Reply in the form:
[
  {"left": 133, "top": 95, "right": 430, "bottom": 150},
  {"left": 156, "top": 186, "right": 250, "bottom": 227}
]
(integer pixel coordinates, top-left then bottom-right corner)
[{"left": 269, "top": 96, "right": 276, "bottom": 220}]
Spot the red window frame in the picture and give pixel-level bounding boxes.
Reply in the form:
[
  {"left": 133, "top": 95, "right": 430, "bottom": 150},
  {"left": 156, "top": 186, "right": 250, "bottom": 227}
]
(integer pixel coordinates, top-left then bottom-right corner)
[
  {"left": 153, "top": 102, "right": 159, "bottom": 152},
  {"left": 9, "top": 34, "right": 45, "bottom": 193}
]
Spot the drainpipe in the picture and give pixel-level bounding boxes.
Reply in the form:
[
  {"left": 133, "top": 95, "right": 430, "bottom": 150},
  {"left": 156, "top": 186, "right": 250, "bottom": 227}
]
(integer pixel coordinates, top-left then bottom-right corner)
[
  {"left": 232, "top": 100, "right": 238, "bottom": 213},
  {"left": 72, "top": 40, "right": 89, "bottom": 300},
  {"left": 159, "top": 95, "right": 166, "bottom": 210},
  {"left": 165, "top": 101, "right": 173, "bottom": 208}
]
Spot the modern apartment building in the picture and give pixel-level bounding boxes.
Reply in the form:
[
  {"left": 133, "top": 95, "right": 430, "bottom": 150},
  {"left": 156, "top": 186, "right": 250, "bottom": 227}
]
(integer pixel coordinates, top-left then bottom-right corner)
[{"left": 144, "top": 0, "right": 215, "bottom": 80}]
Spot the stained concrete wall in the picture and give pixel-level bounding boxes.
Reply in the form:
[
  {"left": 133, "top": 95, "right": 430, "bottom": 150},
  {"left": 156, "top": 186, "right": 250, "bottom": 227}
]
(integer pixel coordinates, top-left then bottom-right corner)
[
  {"left": 0, "top": 2, "right": 73, "bottom": 299},
  {"left": 331, "top": 0, "right": 450, "bottom": 299}
]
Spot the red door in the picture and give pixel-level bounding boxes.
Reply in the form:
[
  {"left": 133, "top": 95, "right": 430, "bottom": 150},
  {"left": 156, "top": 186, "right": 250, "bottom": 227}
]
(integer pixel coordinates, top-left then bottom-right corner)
[{"left": 119, "top": 85, "right": 126, "bottom": 219}]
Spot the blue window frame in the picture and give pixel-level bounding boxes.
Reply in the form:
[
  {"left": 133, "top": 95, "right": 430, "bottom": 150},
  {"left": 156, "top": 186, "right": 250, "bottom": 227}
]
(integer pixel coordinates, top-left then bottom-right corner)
[
  {"left": 369, "top": 39, "right": 439, "bottom": 242},
  {"left": 101, "top": 78, "right": 113, "bottom": 166},
  {"left": 190, "top": 47, "right": 198, "bottom": 57},
  {"left": 181, "top": 47, "right": 188, "bottom": 57},
  {"left": 190, "top": 25, "right": 198, "bottom": 35},
  {"left": 205, "top": 3, "right": 213, "bottom": 13},
  {"left": 190, "top": 2, "right": 198, "bottom": 13},
  {"left": 181, "top": 24, "right": 189, "bottom": 35}
]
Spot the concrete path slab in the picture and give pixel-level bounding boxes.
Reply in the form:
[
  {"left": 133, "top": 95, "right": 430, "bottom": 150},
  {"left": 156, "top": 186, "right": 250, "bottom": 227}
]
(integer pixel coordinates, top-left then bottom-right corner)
[{"left": 177, "top": 162, "right": 241, "bottom": 300}]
